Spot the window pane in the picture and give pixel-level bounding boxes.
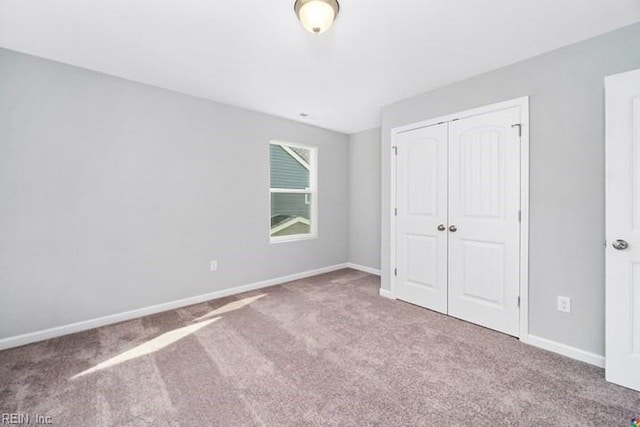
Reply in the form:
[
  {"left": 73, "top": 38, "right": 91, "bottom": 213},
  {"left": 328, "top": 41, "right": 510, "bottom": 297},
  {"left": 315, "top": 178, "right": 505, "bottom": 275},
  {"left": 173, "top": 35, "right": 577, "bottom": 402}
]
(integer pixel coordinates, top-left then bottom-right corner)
[
  {"left": 271, "top": 193, "right": 311, "bottom": 237},
  {"left": 270, "top": 144, "right": 310, "bottom": 190}
]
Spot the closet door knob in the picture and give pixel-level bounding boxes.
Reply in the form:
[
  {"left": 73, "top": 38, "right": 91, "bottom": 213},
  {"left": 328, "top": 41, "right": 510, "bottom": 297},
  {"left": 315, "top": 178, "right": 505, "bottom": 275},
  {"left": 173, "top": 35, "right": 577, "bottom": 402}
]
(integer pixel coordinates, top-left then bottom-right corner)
[
  {"left": 437, "top": 224, "right": 446, "bottom": 231},
  {"left": 612, "top": 239, "right": 629, "bottom": 250},
  {"left": 449, "top": 225, "right": 458, "bottom": 232}
]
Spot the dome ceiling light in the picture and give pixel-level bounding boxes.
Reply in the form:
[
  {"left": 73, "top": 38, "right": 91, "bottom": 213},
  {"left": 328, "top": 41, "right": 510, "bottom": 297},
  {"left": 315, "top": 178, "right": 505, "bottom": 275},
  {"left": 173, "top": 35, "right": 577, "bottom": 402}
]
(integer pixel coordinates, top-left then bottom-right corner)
[{"left": 294, "top": 0, "right": 340, "bottom": 35}]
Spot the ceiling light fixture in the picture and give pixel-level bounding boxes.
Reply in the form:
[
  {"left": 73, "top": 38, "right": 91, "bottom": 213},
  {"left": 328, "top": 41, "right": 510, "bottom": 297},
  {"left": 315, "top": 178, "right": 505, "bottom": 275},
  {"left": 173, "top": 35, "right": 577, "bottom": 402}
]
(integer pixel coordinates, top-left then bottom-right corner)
[{"left": 294, "top": 0, "right": 340, "bottom": 35}]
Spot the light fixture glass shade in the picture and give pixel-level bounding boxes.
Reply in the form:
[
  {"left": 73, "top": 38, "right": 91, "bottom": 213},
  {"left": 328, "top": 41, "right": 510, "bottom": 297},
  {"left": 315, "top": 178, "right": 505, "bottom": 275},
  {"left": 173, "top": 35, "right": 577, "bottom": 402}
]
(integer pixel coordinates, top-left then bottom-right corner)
[{"left": 295, "top": 0, "right": 339, "bottom": 34}]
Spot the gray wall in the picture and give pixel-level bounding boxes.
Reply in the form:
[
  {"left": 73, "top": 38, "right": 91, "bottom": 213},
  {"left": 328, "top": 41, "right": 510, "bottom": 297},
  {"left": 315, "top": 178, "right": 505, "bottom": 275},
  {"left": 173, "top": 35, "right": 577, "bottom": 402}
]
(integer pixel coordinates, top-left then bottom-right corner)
[
  {"left": 348, "top": 127, "right": 381, "bottom": 270},
  {"left": 381, "top": 22, "right": 640, "bottom": 356},
  {"left": 0, "top": 48, "right": 349, "bottom": 340}
]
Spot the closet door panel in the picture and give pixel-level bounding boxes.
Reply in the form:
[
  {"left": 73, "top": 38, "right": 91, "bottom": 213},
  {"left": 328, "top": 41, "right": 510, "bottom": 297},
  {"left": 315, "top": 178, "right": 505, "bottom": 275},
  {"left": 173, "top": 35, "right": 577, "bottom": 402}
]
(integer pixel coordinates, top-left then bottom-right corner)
[
  {"left": 448, "top": 108, "right": 521, "bottom": 336},
  {"left": 395, "top": 123, "right": 448, "bottom": 313}
]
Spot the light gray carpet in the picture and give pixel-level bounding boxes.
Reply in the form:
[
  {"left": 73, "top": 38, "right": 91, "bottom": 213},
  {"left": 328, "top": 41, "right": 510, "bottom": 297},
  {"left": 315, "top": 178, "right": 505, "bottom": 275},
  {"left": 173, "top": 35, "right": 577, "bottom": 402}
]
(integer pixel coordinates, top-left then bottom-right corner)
[{"left": 1, "top": 268, "right": 639, "bottom": 426}]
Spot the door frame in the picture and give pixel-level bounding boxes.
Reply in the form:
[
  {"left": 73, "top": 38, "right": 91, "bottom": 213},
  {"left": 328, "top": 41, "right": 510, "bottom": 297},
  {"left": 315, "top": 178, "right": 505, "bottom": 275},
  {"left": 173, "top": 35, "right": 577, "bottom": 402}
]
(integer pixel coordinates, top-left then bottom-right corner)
[{"left": 388, "top": 96, "right": 530, "bottom": 341}]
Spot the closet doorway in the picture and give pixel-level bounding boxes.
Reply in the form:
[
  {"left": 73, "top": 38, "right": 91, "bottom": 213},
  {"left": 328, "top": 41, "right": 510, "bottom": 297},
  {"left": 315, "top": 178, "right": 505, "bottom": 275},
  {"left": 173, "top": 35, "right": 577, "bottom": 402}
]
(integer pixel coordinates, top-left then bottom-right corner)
[{"left": 390, "top": 97, "right": 529, "bottom": 338}]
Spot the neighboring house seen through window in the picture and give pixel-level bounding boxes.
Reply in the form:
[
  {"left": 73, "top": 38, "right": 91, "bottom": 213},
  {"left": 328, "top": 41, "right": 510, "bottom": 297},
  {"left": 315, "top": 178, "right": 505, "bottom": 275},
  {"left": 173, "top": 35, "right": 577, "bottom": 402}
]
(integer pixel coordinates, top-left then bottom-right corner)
[{"left": 269, "top": 141, "right": 317, "bottom": 242}]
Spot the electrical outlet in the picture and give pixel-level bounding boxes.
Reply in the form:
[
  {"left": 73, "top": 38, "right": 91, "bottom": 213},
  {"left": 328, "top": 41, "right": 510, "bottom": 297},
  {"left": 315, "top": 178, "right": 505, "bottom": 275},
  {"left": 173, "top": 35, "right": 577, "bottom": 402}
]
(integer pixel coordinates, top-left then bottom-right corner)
[
  {"left": 557, "top": 296, "right": 571, "bottom": 313},
  {"left": 210, "top": 260, "right": 218, "bottom": 271}
]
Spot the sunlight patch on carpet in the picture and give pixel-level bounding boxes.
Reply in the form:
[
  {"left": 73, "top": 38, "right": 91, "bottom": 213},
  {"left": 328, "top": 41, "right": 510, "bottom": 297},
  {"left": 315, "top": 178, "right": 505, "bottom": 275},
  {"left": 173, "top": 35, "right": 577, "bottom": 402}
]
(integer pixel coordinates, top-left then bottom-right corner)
[
  {"left": 192, "top": 294, "right": 266, "bottom": 321},
  {"left": 72, "top": 317, "right": 220, "bottom": 379}
]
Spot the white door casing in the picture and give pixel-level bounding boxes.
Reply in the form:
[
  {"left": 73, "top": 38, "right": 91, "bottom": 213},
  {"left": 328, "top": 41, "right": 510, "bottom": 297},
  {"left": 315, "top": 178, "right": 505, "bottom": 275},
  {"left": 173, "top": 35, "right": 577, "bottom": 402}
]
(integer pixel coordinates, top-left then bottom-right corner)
[
  {"left": 605, "top": 68, "right": 640, "bottom": 391},
  {"left": 395, "top": 123, "right": 449, "bottom": 313},
  {"left": 447, "top": 108, "right": 521, "bottom": 337}
]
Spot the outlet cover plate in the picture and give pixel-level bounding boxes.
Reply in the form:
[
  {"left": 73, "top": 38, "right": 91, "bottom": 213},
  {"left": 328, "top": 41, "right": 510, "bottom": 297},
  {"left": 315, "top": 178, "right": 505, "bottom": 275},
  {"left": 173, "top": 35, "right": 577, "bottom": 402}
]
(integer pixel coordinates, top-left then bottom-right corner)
[{"left": 557, "top": 296, "right": 571, "bottom": 313}]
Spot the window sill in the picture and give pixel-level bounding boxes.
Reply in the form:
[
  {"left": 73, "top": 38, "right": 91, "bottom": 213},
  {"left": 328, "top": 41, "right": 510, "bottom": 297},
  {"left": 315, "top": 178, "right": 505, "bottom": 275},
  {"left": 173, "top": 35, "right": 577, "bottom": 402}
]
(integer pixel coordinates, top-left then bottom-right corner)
[{"left": 270, "top": 234, "right": 318, "bottom": 244}]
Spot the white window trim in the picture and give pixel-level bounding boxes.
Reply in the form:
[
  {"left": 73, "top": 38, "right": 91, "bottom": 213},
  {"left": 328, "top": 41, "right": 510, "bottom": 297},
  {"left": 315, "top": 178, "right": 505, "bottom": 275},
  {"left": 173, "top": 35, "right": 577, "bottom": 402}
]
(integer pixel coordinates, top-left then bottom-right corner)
[
  {"left": 269, "top": 140, "right": 318, "bottom": 243},
  {"left": 270, "top": 188, "right": 311, "bottom": 194}
]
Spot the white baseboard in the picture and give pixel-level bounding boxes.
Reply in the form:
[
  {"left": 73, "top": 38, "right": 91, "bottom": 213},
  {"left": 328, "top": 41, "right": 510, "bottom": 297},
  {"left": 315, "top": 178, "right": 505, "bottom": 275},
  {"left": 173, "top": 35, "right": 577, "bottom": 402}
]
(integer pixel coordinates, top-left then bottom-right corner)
[
  {"left": 379, "top": 288, "right": 396, "bottom": 299},
  {"left": 346, "top": 262, "right": 381, "bottom": 276},
  {"left": 0, "top": 263, "right": 350, "bottom": 351},
  {"left": 526, "top": 334, "right": 605, "bottom": 368}
]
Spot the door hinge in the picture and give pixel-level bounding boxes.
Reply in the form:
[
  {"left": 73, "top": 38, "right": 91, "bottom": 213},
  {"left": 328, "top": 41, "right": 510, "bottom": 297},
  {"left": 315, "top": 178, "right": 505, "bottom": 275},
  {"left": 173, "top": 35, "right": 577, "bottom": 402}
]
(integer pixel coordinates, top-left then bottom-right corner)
[
  {"left": 394, "top": 207, "right": 398, "bottom": 217},
  {"left": 392, "top": 146, "right": 398, "bottom": 155},
  {"left": 394, "top": 268, "right": 398, "bottom": 276},
  {"left": 511, "top": 123, "right": 522, "bottom": 137},
  {"left": 518, "top": 296, "right": 520, "bottom": 308},
  {"left": 518, "top": 210, "right": 521, "bottom": 223}
]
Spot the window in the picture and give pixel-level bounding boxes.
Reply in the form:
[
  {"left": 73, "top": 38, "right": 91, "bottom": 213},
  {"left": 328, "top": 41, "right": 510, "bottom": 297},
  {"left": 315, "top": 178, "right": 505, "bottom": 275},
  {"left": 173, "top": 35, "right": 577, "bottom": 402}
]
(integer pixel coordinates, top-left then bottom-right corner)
[{"left": 269, "top": 141, "right": 317, "bottom": 242}]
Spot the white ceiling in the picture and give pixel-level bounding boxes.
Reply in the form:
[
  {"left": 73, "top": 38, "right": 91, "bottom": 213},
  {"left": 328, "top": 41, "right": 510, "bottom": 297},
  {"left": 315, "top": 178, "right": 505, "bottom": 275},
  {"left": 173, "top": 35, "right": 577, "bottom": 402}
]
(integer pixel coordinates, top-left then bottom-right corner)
[{"left": 1, "top": 1, "right": 640, "bottom": 134}]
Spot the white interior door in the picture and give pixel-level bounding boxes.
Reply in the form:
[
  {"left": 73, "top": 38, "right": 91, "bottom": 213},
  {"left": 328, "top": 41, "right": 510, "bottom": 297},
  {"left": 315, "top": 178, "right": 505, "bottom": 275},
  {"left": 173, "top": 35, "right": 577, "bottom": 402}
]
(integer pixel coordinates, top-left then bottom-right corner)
[
  {"left": 395, "top": 123, "right": 448, "bottom": 313},
  {"left": 605, "top": 67, "right": 640, "bottom": 391},
  {"left": 447, "top": 108, "right": 521, "bottom": 336}
]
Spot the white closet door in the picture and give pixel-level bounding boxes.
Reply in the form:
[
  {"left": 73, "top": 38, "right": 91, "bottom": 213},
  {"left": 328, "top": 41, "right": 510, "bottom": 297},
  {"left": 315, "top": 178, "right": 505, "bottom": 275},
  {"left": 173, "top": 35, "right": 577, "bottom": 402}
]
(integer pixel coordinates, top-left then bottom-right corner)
[
  {"left": 605, "top": 68, "right": 640, "bottom": 391},
  {"left": 447, "top": 108, "right": 521, "bottom": 336},
  {"left": 395, "top": 123, "right": 448, "bottom": 313}
]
